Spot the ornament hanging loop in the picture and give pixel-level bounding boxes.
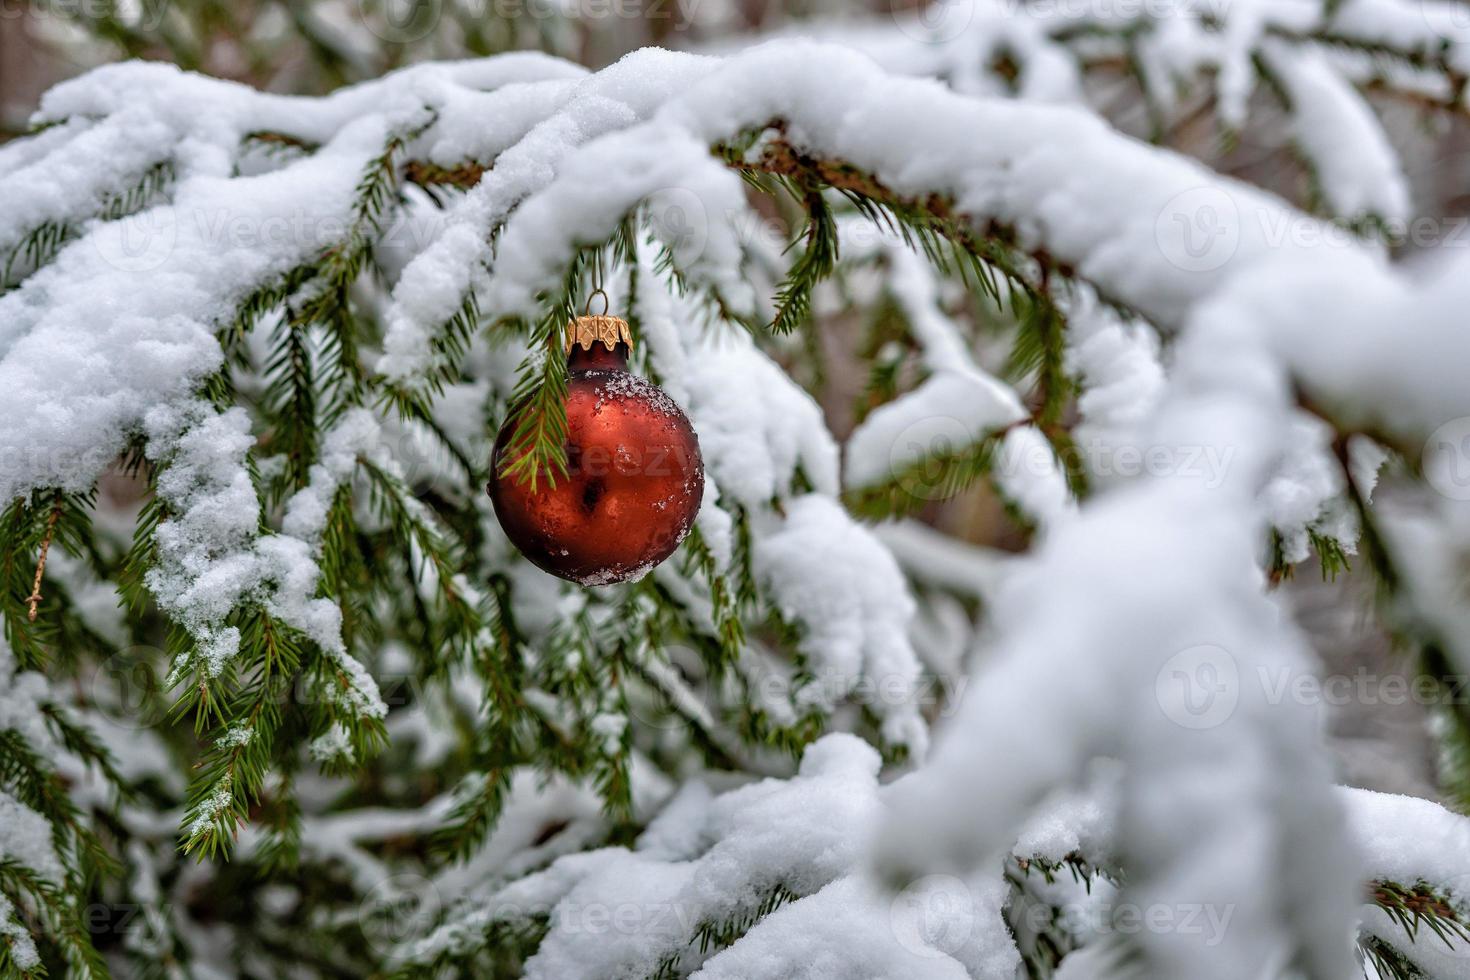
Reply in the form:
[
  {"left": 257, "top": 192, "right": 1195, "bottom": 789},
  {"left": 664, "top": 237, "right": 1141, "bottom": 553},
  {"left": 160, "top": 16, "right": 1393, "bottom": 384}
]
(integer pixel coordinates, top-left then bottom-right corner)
[{"left": 584, "top": 289, "right": 610, "bottom": 318}]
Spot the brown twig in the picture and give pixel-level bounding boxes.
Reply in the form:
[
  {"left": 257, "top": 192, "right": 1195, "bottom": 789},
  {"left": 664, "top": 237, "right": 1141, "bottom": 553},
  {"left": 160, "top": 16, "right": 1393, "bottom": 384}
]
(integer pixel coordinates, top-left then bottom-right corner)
[
  {"left": 402, "top": 159, "right": 487, "bottom": 190},
  {"left": 722, "top": 128, "right": 1087, "bottom": 293},
  {"left": 25, "top": 497, "right": 63, "bottom": 622}
]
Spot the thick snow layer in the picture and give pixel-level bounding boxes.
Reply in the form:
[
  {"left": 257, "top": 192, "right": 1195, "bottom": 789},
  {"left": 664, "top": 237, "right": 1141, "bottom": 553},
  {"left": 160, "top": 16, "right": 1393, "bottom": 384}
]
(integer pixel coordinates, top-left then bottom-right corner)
[
  {"left": 1342, "top": 787, "right": 1470, "bottom": 891},
  {"left": 1062, "top": 293, "right": 1166, "bottom": 486},
  {"left": 0, "top": 55, "right": 580, "bottom": 505},
  {"left": 281, "top": 409, "right": 383, "bottom": 543},
  {"left": 0, "top": 790, "right": 66, "bottom": 887},
  {"left": 378, "top": 49, "right": 730, "bottom": 380},
  {"left": 845, "top": 372, "right": 1020, "bottom": 488},
  {"left": 483, "top": 125, "right": 755, "bottom": 323},
  {"left": 0, "top": 892, "right": 40, "bottom": 969},
  {"left": 143, "top": 402, "right": 384, "bottom": 718},
  {"left": 1214, "top": 251, "right": 1470, "bottom": 441},
  {"left": 0, "top": 38, "right": 1402, "bottom": 518},
  {"left": 0, "top": 114, "right": 388, "bottom": 502},
  {"left": 872, "top": 263, "right": 1367, "bottom": 978},
  {"left": 844, "top": 235, "right": 1071, "bottom": 525},
  {"left": 402, "top": 735, "right": 931, "bottom": 977},
  {"left": 994, "top": 426, "right": 1075, "bottom": 528},
  {"left": 1261, "top": 42, "right": 1410, "bottom": 222},
  {"left": 1012, "top": 760, "right": 1122, "bottom": 867},
  {"left": 682, "top": 334, "right": 840, "bottom": 508},
  {"left": 0, "top": 641, "right": 58, "bottom": 753},
  {"left": 754, "top": 496, "right": 927, "bottom": 754},
  {"left": 659, "top": 39, "right": 1376, "bottom": 334},
  {"left": 690, "top": 874, "right": 1010, "bottom": 980},
  {"left": 1345, "top": 787, "right": 1470, "bottom": 972}
]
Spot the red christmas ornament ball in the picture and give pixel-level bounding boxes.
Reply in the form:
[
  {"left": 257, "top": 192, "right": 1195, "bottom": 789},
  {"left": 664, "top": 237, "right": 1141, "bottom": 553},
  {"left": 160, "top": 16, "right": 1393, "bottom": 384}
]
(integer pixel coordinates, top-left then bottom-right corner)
[{"left": 488, "top": 315, "right": 704, "bottom": 586}]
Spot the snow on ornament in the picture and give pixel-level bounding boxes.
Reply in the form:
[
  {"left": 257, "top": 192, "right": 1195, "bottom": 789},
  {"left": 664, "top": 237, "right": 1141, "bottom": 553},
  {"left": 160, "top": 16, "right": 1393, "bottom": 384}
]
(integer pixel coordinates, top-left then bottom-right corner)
[{"left": 488, "top": 295, "right": 704, "bottom": 586}]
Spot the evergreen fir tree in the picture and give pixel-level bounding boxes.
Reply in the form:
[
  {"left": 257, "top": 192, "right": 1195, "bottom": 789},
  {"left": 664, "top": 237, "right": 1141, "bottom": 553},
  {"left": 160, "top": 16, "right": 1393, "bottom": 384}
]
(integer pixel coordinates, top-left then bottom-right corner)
[{"left": 3, "top": 1, "right": 1470, "bottom": 978}]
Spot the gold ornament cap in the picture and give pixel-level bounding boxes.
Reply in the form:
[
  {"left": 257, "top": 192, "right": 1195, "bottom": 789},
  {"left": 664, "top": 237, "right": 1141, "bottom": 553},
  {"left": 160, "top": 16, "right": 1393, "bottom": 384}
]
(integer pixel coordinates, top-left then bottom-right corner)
[{"left": 566, "top": 291, "right": 633, "bottom": 353}]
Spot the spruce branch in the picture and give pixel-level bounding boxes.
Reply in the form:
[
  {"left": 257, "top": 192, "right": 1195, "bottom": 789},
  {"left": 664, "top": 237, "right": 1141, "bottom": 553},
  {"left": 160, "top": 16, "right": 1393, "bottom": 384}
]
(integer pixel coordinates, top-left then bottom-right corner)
[
  {"left": 1358, "top": 934, "right": 1428, "bottom": 980},
  {"left": 0, "top": 860, "right": 107, "bottom": 980},
  {"left": 178, "top": 611, "right": 301, "bottom": 860},
  {"left": 717, "top": 127, "right": 1042, "bottom": 305},
  {"left": 648, "top": 883, "right": 801, "bottom": 978},
  {"left": 844, "top": 421, "right": 1032, "bottom": 521},
  {"left": 1, "top": 223, "right": 71, "bottom": 295},
  {"left": 2, "top": 160, "right": 174, "bottom": 294},
  {"left": 769, "top": 184, "right": 839, "bottom": 335},
  {"left": 360, "top": 457, "right": 483, "bottom": 660},
  {"left": 1325, "top": 430, "right": 1470, "bottom": 814},
  {"left": 678, "top": 523, "right": 746, "bottom": 662},
  {"left": 432, "top": 769, "right": 512, "bottom": 866},
  {"left": 1052, "top": 12, "right": 1470, "bottom": 118},
  {"left": 0, "top": 729, "right": 116, "bottom": 888},
  {"left": 623, "top": 651, "right": 746, "bottom": 773},
  {"left": 1372, "top": 879, "right": 1470, "bottom": 950},
  {"left": 495, "top": 243, "right": 605, "bottom": 491},
  {"left": 263, "top": 313, "right": 320, "bottom": 503},
  {"left": 1, "top": 492, "right": 94, "bottom": 670}
]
